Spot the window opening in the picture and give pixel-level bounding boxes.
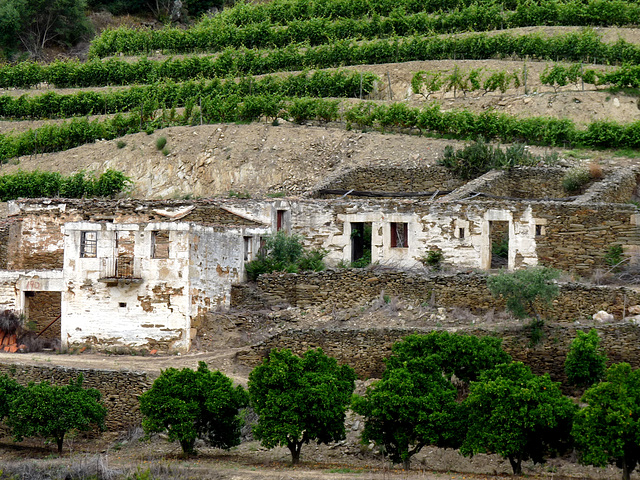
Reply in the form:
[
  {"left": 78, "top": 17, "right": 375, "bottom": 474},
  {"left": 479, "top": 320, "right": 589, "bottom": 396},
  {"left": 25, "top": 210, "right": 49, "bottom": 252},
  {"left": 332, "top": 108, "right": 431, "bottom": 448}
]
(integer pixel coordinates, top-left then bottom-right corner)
[
  {"left": 390, "top": 222, "right": 408, "bottom": 248},
  {"left": 459, "top": 227, "right": 465, "bottom": 239},
  {"left": 535, "top": 225, "right": 545, "bottom": 236},
  {"left": 80, "top": 231, "right": 97, "bottom": 258},
  {"left": 276, "top": 210, "right": 287, "bottom": 231},
  {"left": 152, "top": 231, "right": 170, "bottom": 259},
  {"left": 244, "top": 236, "right": 253, "bottom": 261}
]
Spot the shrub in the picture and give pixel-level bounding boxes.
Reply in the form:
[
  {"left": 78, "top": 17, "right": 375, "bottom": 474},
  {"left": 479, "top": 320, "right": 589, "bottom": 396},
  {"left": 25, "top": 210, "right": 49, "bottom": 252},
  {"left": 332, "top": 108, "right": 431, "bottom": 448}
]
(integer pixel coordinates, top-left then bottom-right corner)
[
  {"left": 139, "top": 362, "right": 248, "bottom": 455},
  {"left": 0, "top": 374, "right": 24, "bottom": 421},
  {"left": 562, "top": 166, "right": 591, "bottom": 192},
  {"left": 487, "top": 267, "right": 560, "bottom": 323},
  {"left": 565, "top": 329, "right": 607, "bottom": 387},
  {"left": 421, "top": 249, "right": 444, "bottom": 270},
  {"left": 0, "top": 310, "right": 22, "bottom": 334},
  {"left": 605, "top": 244, "right": 624, "bottom": 268},
  {"left": 155, "top": 136, "right": 167, "bottom": 150},
  {"left": 245, "top": 231, "right": 326, "bottom": 280}
]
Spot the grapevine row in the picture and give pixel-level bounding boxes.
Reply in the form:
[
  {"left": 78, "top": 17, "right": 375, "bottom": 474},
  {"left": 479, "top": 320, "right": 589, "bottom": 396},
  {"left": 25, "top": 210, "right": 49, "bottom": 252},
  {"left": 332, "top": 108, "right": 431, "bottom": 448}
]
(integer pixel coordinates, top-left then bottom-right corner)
[
  {"left": 0, "top": 71, "right": 378, "bottom": 120},
  {"left": 90, "top": 1, "right": 640, "bottom": 58},
  {"left": 4, "top": 31, "right": 640, "bottom": 90},
  {"left": 1, "top": 96, "right": 640, "bottom": 162}
]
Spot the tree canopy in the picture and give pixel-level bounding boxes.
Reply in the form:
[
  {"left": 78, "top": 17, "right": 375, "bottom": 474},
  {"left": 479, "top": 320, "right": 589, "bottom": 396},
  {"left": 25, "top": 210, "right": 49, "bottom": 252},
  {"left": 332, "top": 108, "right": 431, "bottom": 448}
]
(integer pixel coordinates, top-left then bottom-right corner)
[
  {"left": 9, "top": 375, "right": 106, "bottom": 453},
  {"left": 139, "top": 362, "right": 248, "bottom": 455},
  {"left": 0, "top": 374, "right": 23, "bottom": 421},
  {"left": 353, "top": 354, "right": 462, "bottom": 469},
  {"left": 248, "top": 348, "right": 356, "bottom": 464},
  {"left": 461, "top": 362, "right": 576, "bottom": 474},
  {"left": 564, "top": 329, "right": 607, "bottom": 387},
  {"left": 572, "top": 363, "right": 640, "bottom": 480}
]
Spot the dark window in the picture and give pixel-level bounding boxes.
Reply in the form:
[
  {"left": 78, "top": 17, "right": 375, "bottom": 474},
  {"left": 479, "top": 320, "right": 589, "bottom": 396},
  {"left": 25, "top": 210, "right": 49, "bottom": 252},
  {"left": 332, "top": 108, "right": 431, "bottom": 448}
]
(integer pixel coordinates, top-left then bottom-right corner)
[
  {"left": 459, "top": 227, "right": 465, "bottom": 239},
  {"left": 244, "top": 236, "right": 253, "bottom": 261},
  {"left": 390, "top": 223, "right": 408, "bottom": 248},
  {"left": 80, "top": 231, "right": 97, "bottom": 258},
  {"left": 119, "top": 302, "right": 127, "bottom": 308},
  {"left": 535, "top": 225, "right": 544, "bottom": 236},
  {"left": 152, "top": 231, "right": 170, "bottom": 258},
  {"left": 276, "top": 210, "right": 287, "bottom": 231}
]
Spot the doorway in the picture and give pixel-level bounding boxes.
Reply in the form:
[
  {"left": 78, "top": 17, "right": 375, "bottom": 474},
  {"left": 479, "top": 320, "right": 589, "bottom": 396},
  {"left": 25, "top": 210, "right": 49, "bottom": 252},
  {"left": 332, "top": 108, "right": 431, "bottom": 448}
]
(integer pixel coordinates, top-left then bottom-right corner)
[
  {"left": 24, "top": 291, "right": 61, "bottom": 341},
  {"left": 489, "top": 221, "right": 509, "bottom": 269},
  {"left": 351, "top": 222, "right": 372, "bottom": 267}
]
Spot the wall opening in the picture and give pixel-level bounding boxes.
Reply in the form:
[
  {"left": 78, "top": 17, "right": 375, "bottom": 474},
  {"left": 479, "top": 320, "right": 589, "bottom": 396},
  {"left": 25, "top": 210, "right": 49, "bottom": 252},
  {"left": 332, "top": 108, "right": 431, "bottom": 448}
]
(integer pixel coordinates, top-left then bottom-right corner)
[
  {"left": 351, "top": 222, "right": 372, "bottom": 266},
  {"left": 24, "top": 291, "right": 61, "bottom": 341},
  {"left": 489, "top": 221, "right": 509, "bottom": 269}
]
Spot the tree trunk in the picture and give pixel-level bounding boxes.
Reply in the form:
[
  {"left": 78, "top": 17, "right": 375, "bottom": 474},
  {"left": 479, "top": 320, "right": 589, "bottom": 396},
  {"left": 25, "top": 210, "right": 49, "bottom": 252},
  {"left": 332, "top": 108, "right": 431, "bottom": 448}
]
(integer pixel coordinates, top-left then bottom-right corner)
[
  {"left": 288, "top": 439, "right": 302, "bottom": 465},
  {"left": 403, "top": 457, "right": 411, "bottom": 470},
  {"left": 56, "top": 435, "right": 64, "bottom": 454},
  {"left": 508, "top": 455, "right": 522, "bottom": 475},
  {"left": 179, "top": 438, "right": 196, "bottom": 456}
]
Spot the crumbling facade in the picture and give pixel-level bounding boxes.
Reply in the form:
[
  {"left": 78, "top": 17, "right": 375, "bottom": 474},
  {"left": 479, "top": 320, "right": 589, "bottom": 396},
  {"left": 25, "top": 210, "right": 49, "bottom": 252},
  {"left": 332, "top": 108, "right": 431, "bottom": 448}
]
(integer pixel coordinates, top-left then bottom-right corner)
[{"left": 0, "top": 165, "right": 637, "bottom": 352}]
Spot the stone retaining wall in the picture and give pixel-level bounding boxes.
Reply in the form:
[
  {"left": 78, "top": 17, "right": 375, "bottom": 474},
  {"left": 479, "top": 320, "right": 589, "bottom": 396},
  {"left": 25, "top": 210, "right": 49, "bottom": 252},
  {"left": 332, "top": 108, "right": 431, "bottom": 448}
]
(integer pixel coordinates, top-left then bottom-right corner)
[
  {"left": 0, "top": 363, "right": 151, "bottom": 431},
  {"left": 236, "top": 322, "right": 640, "bottom": 385},
  {"left": 252, "top": 270, "right": 640, "bottom": 321}
]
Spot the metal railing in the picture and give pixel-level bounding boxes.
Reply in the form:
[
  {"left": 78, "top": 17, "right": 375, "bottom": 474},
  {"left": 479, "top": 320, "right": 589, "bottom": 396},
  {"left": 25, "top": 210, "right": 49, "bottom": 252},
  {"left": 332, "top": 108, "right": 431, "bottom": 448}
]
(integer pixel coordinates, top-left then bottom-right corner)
[{"left": 99, "top": 256, "right": 140, "bottom": 280}]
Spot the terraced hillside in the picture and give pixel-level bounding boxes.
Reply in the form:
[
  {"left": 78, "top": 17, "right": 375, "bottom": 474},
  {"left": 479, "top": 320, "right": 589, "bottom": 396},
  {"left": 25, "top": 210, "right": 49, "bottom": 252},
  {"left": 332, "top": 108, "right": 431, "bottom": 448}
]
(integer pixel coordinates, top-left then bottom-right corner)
[{"left": 1, "top": 0, "right": 640, "bottom": 197}]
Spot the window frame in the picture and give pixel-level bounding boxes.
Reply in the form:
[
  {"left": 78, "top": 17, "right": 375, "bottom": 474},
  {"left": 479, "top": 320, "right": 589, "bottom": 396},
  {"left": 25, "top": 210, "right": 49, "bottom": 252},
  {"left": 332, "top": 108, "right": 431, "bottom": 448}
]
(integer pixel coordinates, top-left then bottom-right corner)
[
  {"left": 390, "top": 222, "right": 409, "bottom": 248},
  {"left": 80, "top": 231, "right": 98, "bottom": 258},
  {"left": 151, "top": 231, "right": 170, "bottom": 259}
]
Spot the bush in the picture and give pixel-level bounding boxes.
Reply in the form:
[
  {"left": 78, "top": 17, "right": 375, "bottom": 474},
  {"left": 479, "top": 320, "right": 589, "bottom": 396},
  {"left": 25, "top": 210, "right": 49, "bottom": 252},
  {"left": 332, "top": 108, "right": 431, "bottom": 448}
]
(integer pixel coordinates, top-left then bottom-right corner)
[
  {"left": 155, "top": 136, "right": 167, "bottom": 150},
  {"left": 562, "top": 166, "right": 592, "bottom": 192},
  {"left": 245, "top": 231, "right": 326, "bottom": 280},
  {"left": 487, "top": 267, "right": 560, "bottom": 323},
  {"left": 565, "top": 329, "right": 607, "bottom": 387},
  {"left": 0, "top": 374, "right": 23, "bottom": 420},
  {"left": 139, "top": 362, "right": 248, "bottom": 455},
  {"left": 0, "top": 309, "right": 22, "bottom": 334}
]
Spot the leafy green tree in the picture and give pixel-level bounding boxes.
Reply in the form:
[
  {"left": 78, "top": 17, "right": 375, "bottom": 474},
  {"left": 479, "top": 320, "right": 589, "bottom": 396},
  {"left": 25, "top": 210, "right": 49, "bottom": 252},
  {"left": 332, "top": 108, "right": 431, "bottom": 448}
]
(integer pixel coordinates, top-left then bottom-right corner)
[
  {"left": 0, "top": 374, "right": 23, "bottom": 420},
  {"left": 0, "top": 0, "right": 92, "bottom": 57},
  {"left": 461, "top": 362, "right": 576, "bottom": 475},
  {"left": 353, "top": 355, "right": 462, "bottom": 469},
  {"left": 487, "top": 267, "right": 560, "bottom": 322},
  {"left": 248, "top": 348, "right": 356, "bottom": 464},
  {"left": 573, "top": 363, "right": 640, "bottom": 480},
  {"left": 385, "top": 332, "right": 511, "bottom": 384},
  {"left": 565, "top": 329, "right": 607, "bottom": 387},
  {"left": 139, "top": 362, "right": 248, "bottom": 455},
  {"left": 9, "top": 375, "right": 106, "bottom": 453}
]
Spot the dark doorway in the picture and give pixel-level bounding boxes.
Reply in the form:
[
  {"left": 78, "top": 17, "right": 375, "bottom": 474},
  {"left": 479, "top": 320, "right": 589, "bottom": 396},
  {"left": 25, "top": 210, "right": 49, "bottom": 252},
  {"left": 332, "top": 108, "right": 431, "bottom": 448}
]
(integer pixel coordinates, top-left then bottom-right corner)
[
  {"left": 24, "top": 291, "right": 61, "bottom": 341},
  {"left": 351, "top": 222, "right": 372, "bottom": 267},
  {"left": 490, "top": 221, "right": 509, "bottom": 269}
]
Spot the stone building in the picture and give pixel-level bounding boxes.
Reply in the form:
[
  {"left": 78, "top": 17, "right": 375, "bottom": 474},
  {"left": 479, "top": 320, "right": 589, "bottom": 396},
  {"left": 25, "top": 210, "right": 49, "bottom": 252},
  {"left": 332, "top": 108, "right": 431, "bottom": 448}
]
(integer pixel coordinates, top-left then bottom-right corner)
[{"left": 0, "top": 165, "right": 637, "bottom": 352}]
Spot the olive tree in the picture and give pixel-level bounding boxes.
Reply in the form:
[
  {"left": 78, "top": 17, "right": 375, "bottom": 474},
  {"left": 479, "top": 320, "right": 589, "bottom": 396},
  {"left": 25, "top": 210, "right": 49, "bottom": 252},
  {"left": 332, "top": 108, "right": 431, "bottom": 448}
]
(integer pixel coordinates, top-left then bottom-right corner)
[
  {"left": 461, "top": 362, "right": 576, "bottom": 475},
  {"left": 248, "top": 348, "right": 356, "bottom": 464},
  {"left": 573, "top": 363, "right": 640, "bottom": 480},
  {"left": 9, "top": 375, "right": 106, "bottom": 453},
  {"left": 565, "top": 329, "right": 607, "bottom": 387},
  {"left": 139, "top": 362, "right": 248, "bottom": 455},
  {"left": 487, "top": 267, "right": 560, "bottom": 323}
]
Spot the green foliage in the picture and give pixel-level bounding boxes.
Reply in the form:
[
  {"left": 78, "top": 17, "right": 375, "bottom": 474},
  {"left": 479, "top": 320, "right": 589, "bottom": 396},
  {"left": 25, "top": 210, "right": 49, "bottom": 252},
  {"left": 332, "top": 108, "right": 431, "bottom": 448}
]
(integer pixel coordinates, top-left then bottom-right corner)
[
  {"left": 565, "top": 329, "right": 608, "bottom": 387},
  {"left": 0, "top": 374, "right": 23, "bottom": 421},
  {"left": 8, "top": 375, "right": 106, "bottom": 453},
  {"left": 562, "top": 166, "right": 592, "bottom": 192},
  {"left": 0, "top": 169, "right": 131, "bottom": 201},
  {"left": 487, "top": 267, "right": 560, "bottom": 322},
  {"left": 352, "top": 356, "right": 461, "bottom": 469},
  {"left": 421, "top": 250, "right": 443, "bottom": 270},
  {"left": 439, "top": 138, "right": 541, "bottom": 180},
  {"left": 605, "top": 244, "right": 625, "bottom": 268},
  {"left": 461, "top": 362, "right": 576, "bottom": 475},
  {"left": 0, "top": 0, "right": 92, "bottom": 57},
  {"left": 386, "top": 332, "right": 512, "bottom": 384},
  {"left": 248, "top": 348, "right": 356, "bottom": 464},
  {"left": 155, "top": 136, "right": 167, "bottom": 150},
  {"left": 572, "top": 363, "right": 640, "bottom": 480},
  {"left": 245, "top": 231, "right": 326, "bottom": 280},
  {"left": 139, "top": 362, "right": 248, "bottom": 455}
]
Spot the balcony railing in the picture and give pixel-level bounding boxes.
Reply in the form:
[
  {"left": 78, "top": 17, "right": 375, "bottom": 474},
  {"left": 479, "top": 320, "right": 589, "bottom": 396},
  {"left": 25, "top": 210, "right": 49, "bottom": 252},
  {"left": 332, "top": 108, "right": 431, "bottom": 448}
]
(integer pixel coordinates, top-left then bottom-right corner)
[{"left": 99, "top": 256, "right": 142, "bottom": 282}]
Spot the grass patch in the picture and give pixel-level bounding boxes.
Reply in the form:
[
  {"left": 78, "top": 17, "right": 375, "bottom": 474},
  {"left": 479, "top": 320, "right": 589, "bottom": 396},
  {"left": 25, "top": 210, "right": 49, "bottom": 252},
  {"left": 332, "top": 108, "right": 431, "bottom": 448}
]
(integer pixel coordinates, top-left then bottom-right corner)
[{"left": 613, "top": 148, "right": 640, "bottom": 159}]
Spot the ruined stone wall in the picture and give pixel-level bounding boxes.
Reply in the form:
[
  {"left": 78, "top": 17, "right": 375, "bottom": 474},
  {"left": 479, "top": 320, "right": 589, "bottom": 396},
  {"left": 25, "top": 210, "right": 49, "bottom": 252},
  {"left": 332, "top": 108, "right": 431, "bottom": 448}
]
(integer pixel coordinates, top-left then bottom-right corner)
[
  {"left": 236, "top": 323, "right": 640, "bottom": 384},
  {"left": 253, "top": 270, "right": 640, "bottom": 321},
  {"left": 0, "top": 363, "right": 151, "bottom": 431},
  {"left": 475, "top": 168, "right": 569, "bottom": 199},
  {"left": 312, "top": 166, "right": 464, "bottom": 196},
  {"left": 577, "top": 167, "right": 639, "bottom": 204}
]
